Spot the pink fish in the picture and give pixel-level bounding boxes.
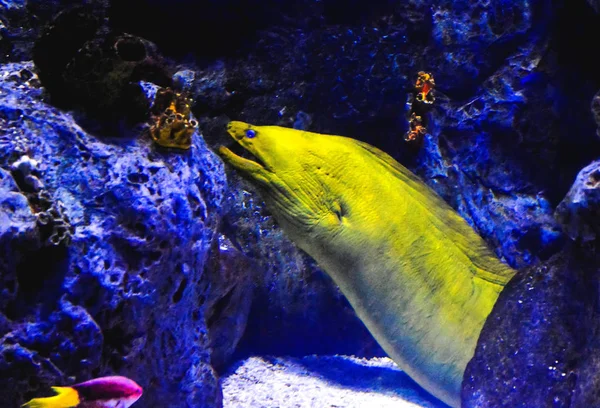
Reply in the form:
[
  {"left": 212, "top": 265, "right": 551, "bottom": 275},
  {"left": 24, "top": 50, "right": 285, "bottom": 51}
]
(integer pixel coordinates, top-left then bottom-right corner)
[{"left": 22, "top": 376, "right": 143, "bottom": 408}]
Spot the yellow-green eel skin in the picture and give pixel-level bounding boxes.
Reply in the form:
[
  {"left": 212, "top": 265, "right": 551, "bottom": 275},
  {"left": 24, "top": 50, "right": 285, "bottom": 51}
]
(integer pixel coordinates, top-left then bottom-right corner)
[{"left": 218, "top": 121, "right": 516, "bottom": 408}]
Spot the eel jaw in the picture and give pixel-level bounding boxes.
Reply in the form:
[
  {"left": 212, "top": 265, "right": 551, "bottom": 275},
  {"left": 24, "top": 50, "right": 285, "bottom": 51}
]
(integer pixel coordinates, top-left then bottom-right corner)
[{"left": 218, "top": 146, "right": 270, "bottom": 185}]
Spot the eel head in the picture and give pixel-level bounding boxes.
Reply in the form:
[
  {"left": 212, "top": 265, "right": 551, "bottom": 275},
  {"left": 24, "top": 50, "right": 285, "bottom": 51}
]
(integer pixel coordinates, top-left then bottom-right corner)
[{"left": 218, "top": 121, "right": 349, "bottom": 239}]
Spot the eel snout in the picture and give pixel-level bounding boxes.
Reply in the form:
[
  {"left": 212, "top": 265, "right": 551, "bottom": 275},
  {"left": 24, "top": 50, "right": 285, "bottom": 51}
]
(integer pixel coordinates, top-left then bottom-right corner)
[{"left": 226, "top": 121, "right": 252, "bottom": 141}]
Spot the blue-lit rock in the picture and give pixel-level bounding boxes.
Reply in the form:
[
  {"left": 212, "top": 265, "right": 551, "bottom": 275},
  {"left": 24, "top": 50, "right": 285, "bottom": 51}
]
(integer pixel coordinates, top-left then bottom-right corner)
[
  {"left": 553, "top": 160, "right": 600, "bottom": 407},
  {"left": 463, "top": 157, "right": 600, "bottom": 407},
  {"left": 429, "top": 0, "right": 535, "bottom": 95},
  {"left": 204, "top": 234, "right": 253, "bottom": 371},
  {"left": 0, "top": 62, "right": 226, "bottom": 407},
  {"left": 0, "top": 167, "right": 38, "bottom": 310},
  {"left": 418, "top": 42, "right": 565, "bottom": 268},
  {"left": 555, "top": 160, "right": 600, "bottom": 242},
  {"left": 462, "top": 245, "right": 598, "bottom": 408},
  {"left": 462, "top": 250, "right": 588, "bottom": 408}
]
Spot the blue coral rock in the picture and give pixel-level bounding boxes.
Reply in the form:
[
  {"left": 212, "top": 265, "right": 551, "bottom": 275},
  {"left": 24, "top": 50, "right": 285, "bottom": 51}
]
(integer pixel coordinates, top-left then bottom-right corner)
[
  {"left": 462, "top": 245, "right": 599, "bottom": 408},
  {"left": 555, "top": 160, "right": 600, "bottom": 242},
  {"left": 0, "top": 62, "right": 227, "bottom": 408},
  {"left": 463, "top": 160, "right": 600, "bottom": 407}
]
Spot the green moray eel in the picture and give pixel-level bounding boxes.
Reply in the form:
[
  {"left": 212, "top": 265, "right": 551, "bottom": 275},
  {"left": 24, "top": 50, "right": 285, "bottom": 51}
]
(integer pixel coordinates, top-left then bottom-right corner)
[{"left": 218, "top": 121, "right": 516, "bottom": 407}]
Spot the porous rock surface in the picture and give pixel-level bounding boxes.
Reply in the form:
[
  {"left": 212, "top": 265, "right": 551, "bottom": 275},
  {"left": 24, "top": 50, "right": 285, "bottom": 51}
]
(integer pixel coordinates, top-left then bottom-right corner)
[
  {"left": 555, "top": 160, "right": 600, "bottom": 242},
  {"left": 462, "top": 247, "right": 592, "bottom": 407},
  {"left": 0, "top": 61, "right": 227, "bottom": 407}
]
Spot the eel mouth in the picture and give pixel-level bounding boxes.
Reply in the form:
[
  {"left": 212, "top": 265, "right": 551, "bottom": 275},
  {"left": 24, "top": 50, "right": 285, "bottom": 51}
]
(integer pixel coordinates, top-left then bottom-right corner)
[
  {"left": 218, "top": 125, "right": 269, "bottom": 176},
  {"left": 218, "top": 145, "right": 265, "bottom": 174}
]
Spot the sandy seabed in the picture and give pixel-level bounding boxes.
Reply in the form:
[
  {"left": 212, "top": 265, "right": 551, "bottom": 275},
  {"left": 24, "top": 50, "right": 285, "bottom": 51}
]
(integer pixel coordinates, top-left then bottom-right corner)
[{"left": 222, "top": 355, "right": 447, "bottom": 408}]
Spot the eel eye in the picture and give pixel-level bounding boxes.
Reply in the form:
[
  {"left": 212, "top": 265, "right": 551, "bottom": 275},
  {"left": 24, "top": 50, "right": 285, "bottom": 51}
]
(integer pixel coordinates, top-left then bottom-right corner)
[{"left": 245, "top": 129, "right": 257, "bottom": 138}]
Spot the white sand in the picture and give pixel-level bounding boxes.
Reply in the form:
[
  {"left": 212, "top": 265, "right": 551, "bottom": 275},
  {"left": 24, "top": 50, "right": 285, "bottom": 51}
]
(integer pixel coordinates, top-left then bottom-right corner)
[{"left": 222, "top": 355, "right": 447, "bottom": 408}]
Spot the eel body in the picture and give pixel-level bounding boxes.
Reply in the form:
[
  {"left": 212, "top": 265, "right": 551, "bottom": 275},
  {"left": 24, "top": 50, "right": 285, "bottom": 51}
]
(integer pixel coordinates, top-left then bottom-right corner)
[{"left": 218, "top": 121, "right": 516, "bottom": 407}]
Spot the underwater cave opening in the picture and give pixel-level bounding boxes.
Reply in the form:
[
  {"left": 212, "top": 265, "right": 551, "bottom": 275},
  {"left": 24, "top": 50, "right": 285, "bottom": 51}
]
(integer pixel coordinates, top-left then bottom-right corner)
[{"left": 545, "top": 0, "right": 600, "bottom": 205}]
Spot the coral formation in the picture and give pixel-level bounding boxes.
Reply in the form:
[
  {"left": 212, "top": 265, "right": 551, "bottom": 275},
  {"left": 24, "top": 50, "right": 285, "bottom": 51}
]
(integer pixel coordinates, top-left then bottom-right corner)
[
  {"left": 0, "top": 167, "right": 38, "bottom": 311},
  {"left": 11, "top": 156, "right": 75, "bottom": 247},
  {"left": 0, "top": 62, "right": 226, "bottom": 407},
  {"left": 414, "top": 71, "right": 435, "bottom": 105},
  {"left": 35, "top": 194, "right": 74, "bottom": 247},
  {"left": 555, "top": 160, "right": 600, "bottom": 242},
  {"left": 404, "top": 72, "right": 435, "bottom": 148},
  {"left": 4, "top": 66, "right": 41, "bottom": 88},
  {"left": 149, "top": 88, "right": 198, "bottom": 149},
  {"left": 404, "top": 112, "right": 427, "bottom": 144}
]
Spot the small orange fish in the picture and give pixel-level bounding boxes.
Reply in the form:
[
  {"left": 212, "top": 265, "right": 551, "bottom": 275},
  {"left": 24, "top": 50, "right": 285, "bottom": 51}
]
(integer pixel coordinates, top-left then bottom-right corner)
[
  {"left": 415, "top": 71, "right": 435, "bottom": 104},
  {"left": 405, "top": 112, "right": 427, "bottom": 143},
  {"left": 22, "top": 376, "right": 143, "bottom": 408}
]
